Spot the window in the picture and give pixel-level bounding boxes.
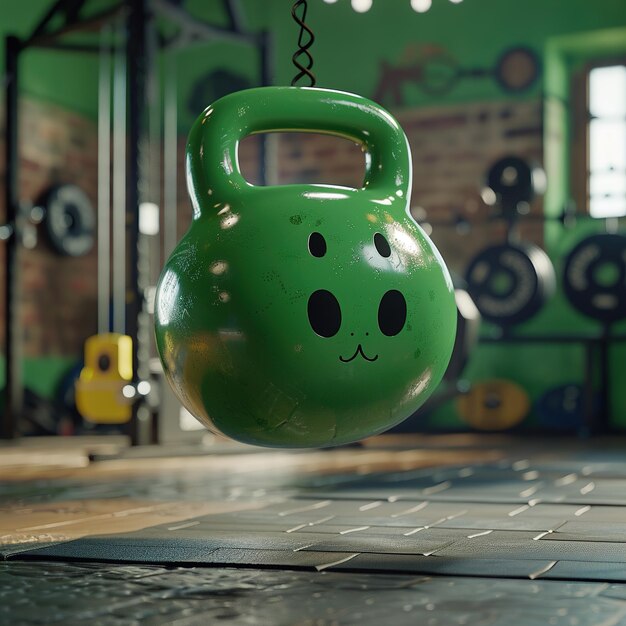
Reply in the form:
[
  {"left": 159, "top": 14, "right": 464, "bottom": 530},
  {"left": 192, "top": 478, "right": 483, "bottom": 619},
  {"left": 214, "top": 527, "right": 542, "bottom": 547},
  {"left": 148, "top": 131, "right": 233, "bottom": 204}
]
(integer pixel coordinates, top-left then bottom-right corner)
[{"left": 587, "top": 64, "right": 626, "bottom": 218}]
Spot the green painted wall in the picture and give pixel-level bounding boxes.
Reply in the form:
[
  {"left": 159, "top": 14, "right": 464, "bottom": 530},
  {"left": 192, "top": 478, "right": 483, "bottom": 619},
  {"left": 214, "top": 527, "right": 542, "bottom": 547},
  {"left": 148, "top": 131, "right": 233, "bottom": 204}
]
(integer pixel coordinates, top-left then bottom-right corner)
[
  {"left": 280, "top": 0, "right": 626, "bottom": 101},
  {"left": 4, "top": 1, "right": 626, "bottom": 124},
  {"left": 0, "top": 357, "right": 77, "bottom": 399}
]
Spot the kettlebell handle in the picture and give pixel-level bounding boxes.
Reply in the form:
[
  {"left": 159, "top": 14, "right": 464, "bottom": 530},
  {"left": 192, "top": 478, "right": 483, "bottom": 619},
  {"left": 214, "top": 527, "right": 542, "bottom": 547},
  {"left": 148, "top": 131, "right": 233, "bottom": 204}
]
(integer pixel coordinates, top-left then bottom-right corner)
[{"left": 187, "top": 87, "right": 412, "bottom": 216}]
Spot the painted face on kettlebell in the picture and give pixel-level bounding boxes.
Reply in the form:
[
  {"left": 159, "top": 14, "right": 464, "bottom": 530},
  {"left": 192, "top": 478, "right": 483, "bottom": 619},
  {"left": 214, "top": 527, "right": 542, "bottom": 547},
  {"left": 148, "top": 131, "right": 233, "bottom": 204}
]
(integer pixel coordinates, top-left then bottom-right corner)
[{"left": 305, "top": 230, "right": 407, "bottom": 364}]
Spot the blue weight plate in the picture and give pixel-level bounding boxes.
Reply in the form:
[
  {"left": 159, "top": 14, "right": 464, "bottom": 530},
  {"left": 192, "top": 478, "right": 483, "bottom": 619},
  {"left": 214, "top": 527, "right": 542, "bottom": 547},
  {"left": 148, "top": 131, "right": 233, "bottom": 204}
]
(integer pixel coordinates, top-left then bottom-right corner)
[{"left": 535, "top": 384, "right": 595, "bottom": 431}]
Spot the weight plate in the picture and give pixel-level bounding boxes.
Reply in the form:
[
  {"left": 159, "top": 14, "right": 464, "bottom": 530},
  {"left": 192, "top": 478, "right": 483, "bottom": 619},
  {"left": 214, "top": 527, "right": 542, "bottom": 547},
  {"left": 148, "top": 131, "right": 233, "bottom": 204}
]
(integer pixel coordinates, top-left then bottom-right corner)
[
  {"left": 465, "top": 242, "right": 555, "bottom": 326},
  {"left": 563, "top": 233, "right": 626, "bottom": 324},
  {"left": 42, "top": 184, "right": 95, "bottom": 257},
  {"left": 486, "top": 156, "right": 542, "bottom": 212},
  {"left": 536, "top": 384, "right": 590, "bottom": 431},
  {"left": 456, "top": 379, "right": 530, "bottom": 430},
  {"left": 494, "top": 47, "right": 540, "bottom": 93},
  {"left": 443, "top": 289, "right": 481, "bottom": 382}
]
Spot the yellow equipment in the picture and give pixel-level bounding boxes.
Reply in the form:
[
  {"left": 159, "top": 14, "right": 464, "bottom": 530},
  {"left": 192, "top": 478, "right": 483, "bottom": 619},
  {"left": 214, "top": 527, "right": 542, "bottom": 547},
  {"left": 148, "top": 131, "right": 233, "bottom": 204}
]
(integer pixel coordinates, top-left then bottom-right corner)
[
  {"left": 75, "top": 333, "right": 133, "bottom": 424},
  {"left": 456, "top": 379, "right": 530, "bottom": 431}
]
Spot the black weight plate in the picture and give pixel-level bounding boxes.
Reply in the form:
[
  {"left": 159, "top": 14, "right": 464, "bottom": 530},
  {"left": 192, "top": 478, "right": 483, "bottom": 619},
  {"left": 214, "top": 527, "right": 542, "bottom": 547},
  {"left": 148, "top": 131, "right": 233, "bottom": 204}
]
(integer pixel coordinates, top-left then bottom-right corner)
[
  {"left": 42, "top": 184, "right": 95, "bottom": 257},
  {"left": 486, "top": 156, "right": 534, "bottom": 211},
  {"left": 563, "top": 233, "right": 626, "bottom": 324},
  {"left": 465, "top": 243, "right": 555, "bottom": 326}
]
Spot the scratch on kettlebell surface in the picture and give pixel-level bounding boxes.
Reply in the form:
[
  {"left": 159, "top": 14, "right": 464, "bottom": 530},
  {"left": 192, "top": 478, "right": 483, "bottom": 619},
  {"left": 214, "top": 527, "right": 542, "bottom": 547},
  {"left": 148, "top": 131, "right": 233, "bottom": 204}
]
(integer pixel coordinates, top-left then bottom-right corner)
[{"left": 269, "top": 419, "right": 289, "bottom": 432}]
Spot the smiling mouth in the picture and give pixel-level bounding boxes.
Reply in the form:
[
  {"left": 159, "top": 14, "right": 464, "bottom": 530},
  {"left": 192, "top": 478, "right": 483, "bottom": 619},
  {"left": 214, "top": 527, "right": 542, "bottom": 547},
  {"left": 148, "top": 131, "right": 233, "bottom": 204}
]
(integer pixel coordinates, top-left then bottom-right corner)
[{"left": 339, "top": 344, "right": 379, "bottom": 363}]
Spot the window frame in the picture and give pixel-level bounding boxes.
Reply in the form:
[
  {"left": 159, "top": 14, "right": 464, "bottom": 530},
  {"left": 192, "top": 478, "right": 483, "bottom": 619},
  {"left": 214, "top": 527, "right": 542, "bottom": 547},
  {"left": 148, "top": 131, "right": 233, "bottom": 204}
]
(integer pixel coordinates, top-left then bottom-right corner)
[{"left": 572, "top": 56, "right": 626, "bottom": 218}]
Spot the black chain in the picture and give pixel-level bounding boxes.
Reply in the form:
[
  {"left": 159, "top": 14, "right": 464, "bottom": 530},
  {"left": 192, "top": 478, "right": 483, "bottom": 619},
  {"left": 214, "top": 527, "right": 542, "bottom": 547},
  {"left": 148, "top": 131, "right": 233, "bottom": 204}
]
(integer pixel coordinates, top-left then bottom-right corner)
[{"left": 291, "top": 0, "right": 316, "bottom": 87}]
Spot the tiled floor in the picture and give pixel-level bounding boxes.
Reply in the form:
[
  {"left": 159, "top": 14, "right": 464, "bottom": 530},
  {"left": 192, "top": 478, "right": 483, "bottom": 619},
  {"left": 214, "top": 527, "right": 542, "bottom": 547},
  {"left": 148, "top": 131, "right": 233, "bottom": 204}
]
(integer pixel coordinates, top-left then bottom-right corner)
[{"left": 1, "top": 434, "right": 626, "bottom": 625}]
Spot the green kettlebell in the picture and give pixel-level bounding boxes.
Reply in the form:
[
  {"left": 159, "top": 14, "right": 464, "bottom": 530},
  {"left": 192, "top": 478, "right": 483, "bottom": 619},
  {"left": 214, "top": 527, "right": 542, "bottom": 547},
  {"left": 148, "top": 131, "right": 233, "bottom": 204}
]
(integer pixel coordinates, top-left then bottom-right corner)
[{"left": 155, "top": 86, "right": 456, "bottom": 448}]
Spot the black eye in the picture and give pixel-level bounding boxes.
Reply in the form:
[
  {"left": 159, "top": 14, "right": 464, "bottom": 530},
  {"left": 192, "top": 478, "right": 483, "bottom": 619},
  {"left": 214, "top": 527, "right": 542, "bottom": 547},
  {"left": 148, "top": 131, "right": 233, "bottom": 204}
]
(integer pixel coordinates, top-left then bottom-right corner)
[
  {"left": 374, "top": 233, "right": 391, "bottom": 258},
  {"left": 378, "top": 290, "right": 407, "bottom": 336},
  {"left": 308, "top": 290, "right": 341, "bottom": 337},
  {"left": 308, "top": 232, "right": 326, "bottom": 257}
]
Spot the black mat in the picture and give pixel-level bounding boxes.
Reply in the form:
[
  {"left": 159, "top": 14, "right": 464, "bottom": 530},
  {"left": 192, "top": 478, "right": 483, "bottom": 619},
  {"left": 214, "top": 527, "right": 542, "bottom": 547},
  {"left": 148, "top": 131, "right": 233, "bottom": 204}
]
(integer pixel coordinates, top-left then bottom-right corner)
[{"left": 5, "top": 458, "right": 626, "bottom": 582}]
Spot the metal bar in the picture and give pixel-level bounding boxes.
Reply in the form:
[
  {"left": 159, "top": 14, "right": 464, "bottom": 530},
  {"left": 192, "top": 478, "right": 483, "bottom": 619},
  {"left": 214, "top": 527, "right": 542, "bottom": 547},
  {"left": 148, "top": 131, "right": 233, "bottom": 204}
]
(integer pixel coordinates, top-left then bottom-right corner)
[
  {"left": 97, "top": 26, "right": 112, "bottom": 335},
  {"left": 479, "top": 333, "right": 626, "bottom": 344},
  {"left": 32, "top": 43, "right": 101, "bottom": 53},
  {"left": 258, "top": 30, "right": 276, "bottom": 186},
  {"left": 224, "top": 0, "right": 245, "bottom": 32},
  {"left": 259, "top": 30, "right": 272, "bottom": 88},
  {"left": 146, "top": 15, "right": 161, "bottom": 286},
  {"left": 163, "top": 52, "right": 178, "bottom": 260},
  {"left": 2, "top": 36, "right": 22, "bottom": 439},
  {"left": 126, "top": 0, "right": 148, "bottom": 445},
  {"left": 28, "top": 0, "right": 70, "bottom": 43},
  {"left": 152, "top": 0, "right": 256, "bottom": 47},
  {"left": 112, "top": 17, "right": 126, "bottom": 336},
  {"left": 582, "top": 341, "right": 596, "bottom": 437},
  {"left": 141, "top": 2, "right": 161, "bottom": 422},
  {"left": 258, "top": 32, "right": 268, "bottom": 186},
  {"left": 26, "top": 4, "right": 127, "bottom": 48},
  {"left": 598, "top": 327, "right": 611, "bottom": 433}
]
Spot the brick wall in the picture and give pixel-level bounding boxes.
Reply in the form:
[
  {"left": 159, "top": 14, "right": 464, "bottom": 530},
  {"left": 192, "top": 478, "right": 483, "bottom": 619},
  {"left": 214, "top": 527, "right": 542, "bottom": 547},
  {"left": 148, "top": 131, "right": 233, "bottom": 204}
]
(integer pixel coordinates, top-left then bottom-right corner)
[
  {"left": 0, "top": 99, "right": 98, "bottom": 358},
  {"left": 400, "top": 99, "right": 544, "bottom": 274}
]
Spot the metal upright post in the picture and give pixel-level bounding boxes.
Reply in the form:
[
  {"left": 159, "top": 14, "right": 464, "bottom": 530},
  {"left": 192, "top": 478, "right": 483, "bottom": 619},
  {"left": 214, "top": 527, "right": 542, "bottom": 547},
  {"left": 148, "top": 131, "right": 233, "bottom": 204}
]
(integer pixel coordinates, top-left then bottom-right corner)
[
  {"left": 258, "top": 30, "right": 273, "bottom": 186},
  {"left": 582, "top": 340, "right": 595, "bottom": 438},
  {"left": 162, "top": 53, "right": 178, "bottom": 260},
  {"left": 598, "top": 326, "right": 611, "bottom": 434},
  {"left": 2, "top": 36, "right": 22, "bottom": 440},
  {"left": 126, "top": 0, "right": 149, "bottom": 445},
  {"left": 97, "top": 26, "right": 112, "bottom": 336}
]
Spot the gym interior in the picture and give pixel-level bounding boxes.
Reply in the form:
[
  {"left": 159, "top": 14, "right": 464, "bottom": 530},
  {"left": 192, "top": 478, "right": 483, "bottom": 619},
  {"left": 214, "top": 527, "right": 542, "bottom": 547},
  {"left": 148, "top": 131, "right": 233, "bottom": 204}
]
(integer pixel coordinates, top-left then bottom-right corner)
[{"left": 1, "top": 1, "right": 626, "bottom": 623}]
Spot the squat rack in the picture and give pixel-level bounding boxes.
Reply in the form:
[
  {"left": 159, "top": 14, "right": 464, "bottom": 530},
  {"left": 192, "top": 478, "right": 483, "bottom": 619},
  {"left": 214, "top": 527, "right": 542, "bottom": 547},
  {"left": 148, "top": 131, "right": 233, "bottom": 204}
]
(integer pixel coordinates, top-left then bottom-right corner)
[{"left": 2, "top": 0, "right": 271, "bottom": 442}]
